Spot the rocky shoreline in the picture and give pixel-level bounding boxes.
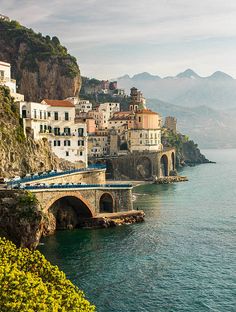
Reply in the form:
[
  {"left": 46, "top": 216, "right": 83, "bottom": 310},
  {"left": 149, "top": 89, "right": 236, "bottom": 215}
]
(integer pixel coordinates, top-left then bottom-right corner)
[
  {"left": 154, "top": 176, "right": 188, "bottom": 184},
  {"left": 81, "top": 210, "right": 145, "bottom": 228}
]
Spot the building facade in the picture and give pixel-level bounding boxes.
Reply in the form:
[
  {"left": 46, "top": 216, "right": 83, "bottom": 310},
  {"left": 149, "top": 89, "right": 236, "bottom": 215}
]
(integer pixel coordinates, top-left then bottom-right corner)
[{"left": 19, "top": 99, "right": 88, "bottom": 166}]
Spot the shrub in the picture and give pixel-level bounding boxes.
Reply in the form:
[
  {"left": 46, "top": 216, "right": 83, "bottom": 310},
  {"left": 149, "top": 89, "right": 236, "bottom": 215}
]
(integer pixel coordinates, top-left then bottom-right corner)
[{"left": 0, "top": 238, "right": 95, "bottom": 311}]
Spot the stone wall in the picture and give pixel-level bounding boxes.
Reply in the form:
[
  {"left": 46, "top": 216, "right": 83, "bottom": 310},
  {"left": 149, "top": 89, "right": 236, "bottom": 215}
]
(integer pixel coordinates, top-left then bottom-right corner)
[{"left": 28, "top": 169, "right": 106, "bottom": 186}]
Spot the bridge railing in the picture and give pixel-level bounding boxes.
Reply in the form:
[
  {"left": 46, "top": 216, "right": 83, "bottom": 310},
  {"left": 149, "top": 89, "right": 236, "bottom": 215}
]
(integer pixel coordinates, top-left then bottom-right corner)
[
  {"left": 23, "top": 183, "right": 132, "bottom": 190},
  {"left": 7, "top": 164, "right": 106, "bottom": 185}
]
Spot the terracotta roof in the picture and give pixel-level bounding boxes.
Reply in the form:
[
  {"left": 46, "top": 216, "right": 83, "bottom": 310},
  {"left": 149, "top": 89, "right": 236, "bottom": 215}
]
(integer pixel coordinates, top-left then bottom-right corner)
[
  {"left": 43, "top": 99, "right": 75, "bottom": 107},
  {"left": 136, "top": 109, "right": 158, "bottom": 115}
]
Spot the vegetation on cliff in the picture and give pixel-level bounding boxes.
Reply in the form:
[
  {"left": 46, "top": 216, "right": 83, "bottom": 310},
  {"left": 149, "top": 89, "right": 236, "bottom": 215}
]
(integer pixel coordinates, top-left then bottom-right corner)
[
  {"left": 0, "top": 19, "right": 81, "bottom": 101},
  {"left": 80, "top": 76, "right": 130, "bottom": 108},
  {"left": 0, "top": 237, "right": 95, "bottom": 311},
  {"left": 162, "top": 129, "right": 210, "bottom": 167},
  {"left": 0, "top": 86, "right": 75, "bottom": 178}
]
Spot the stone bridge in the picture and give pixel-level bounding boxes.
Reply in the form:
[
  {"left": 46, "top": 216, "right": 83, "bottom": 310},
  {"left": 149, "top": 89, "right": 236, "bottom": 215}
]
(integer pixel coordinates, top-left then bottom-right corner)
[
  {"left": 26, "top": 184, "right": 134, "bottom": 232},
  {"left": 30, "top": 184, "right": 133, "bottom": 216},
  {"left": 90, "top": 148, "right": 176, "bottom": 180},
  {"left": 7, "top": 166, "right": 138, "bottom": 232}
]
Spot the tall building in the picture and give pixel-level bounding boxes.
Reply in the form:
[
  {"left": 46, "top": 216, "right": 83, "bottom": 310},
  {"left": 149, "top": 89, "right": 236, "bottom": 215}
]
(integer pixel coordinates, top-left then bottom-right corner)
[
  {"left": 129, "top": 87, "right": 146, "bottom": 112},
  {"left": 19, "top": 99, "right": 88, "bottom": 166},
  {"left": 165, "top": 116, "right": 177, "bottom": 133},
  {"left": 127, "top": 109, "right": 162, "bottom": 152}
]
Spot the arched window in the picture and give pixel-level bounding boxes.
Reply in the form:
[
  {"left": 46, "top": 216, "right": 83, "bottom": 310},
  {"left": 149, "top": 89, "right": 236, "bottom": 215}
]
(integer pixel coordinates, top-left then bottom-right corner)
[{"left": 99, "top": 193, "right": 113, "bottom": 213}]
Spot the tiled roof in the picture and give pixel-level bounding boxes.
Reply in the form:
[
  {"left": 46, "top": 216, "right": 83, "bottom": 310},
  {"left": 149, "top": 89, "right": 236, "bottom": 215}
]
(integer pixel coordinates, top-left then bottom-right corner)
[
  {"left": 136, "top": 109, "right": 158, "bottom": 115},
  {"left": 43, "top": 99, "right": 75, "bottom": 107}
]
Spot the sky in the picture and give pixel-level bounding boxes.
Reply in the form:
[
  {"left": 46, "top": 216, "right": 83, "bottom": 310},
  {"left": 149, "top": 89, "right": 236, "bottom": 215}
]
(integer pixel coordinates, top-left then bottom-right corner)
[{"left": 1, "top": 0, "right": 236, "bottom": 79}]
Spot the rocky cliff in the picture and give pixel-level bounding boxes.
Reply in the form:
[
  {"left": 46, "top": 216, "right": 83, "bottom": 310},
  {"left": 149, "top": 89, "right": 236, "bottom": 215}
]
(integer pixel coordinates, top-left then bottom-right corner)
[
  {"left": 162, "top": 129, "right": 211, "bottom": 167},
  {"left": 0, "top": 86, "right": 77, "bottom": 178},
  {"left": 0, "top": 19, "right": 81, "bottom": 101},
  {"left": 0, "top": 190, "right": 43, "bottom": 248}
]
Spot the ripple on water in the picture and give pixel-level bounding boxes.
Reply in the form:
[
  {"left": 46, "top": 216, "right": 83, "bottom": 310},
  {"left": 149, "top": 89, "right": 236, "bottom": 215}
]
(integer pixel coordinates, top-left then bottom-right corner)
[{"left": 39, "top": 150, "right": 236, "bottom": 312}]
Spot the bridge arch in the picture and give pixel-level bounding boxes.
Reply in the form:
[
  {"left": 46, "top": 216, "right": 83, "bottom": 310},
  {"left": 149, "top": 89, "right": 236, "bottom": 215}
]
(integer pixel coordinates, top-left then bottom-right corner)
[
  {"left": 45, "top": 193, "right": 94, "bottom": 231},
  {"left": 136, "top": 156, "right": 152, "bottom": 179},
  {"left": 160, "top": 154, "right": 169, "bottom": 176},
  {"left": 99, "top": 193, "right": 114, "bottom": 213}
]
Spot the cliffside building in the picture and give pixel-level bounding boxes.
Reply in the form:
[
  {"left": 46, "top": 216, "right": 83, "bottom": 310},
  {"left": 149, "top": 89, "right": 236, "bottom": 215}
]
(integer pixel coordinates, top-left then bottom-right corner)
[
  {"left": 0, "top": 61, "right": 24, "bottom": 101},
  {"left": 19, "top": 99, "right": 88, "bottom": 166},
  {"left": 165, "top": 116, "right": 177, "bottom": 133}
]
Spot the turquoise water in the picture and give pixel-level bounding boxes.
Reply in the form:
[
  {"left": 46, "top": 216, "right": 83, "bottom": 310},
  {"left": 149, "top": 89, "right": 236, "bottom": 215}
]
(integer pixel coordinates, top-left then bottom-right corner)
[{"left": 39, "top": 149, "right": 236, "bottom": 312}]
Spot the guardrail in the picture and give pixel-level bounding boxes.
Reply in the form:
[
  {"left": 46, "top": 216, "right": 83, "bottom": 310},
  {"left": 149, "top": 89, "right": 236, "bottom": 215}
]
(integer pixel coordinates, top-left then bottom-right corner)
[
  {"left": 23, "top": 183, "right": 132, "bottom": 190},
  {"left": 7, "top": 164, "right": 106, "bottom": 185}
]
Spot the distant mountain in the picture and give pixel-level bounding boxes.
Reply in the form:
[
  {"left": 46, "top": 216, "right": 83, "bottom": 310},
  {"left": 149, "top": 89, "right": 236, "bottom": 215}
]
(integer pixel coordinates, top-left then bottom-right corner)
[
  {"left": 117, "top": 69, "right": 236, "bottom": 110},
  {"left": 176, "top": 69, "right": 200, "bottom": 79},
  {"left": 147, "top": 98, "right": 236, "bottom": 148},
  {"left": 132, "top": 72, "right": 161, "bottom": 81},
  {"left": 208, "top": 71, "right": 233, "bottom": 81}
]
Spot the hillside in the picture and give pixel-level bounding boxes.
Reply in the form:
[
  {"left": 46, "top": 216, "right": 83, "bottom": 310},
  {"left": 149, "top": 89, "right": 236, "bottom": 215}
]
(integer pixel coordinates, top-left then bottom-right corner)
[
  {"left": 0, "top": 86, "right": 74, "bottom": 178},
  {"left": 0, "top": 19, "right": 81, "bottom": 101},
  {"left": 147, "top": 99, "right": 236, "bottom": 148}
]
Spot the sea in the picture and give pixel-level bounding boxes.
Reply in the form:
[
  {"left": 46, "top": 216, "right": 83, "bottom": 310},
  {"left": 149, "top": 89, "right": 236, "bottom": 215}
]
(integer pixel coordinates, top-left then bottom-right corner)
[{"left": 39, "top": 149, "right": 236, "bottom": 312}]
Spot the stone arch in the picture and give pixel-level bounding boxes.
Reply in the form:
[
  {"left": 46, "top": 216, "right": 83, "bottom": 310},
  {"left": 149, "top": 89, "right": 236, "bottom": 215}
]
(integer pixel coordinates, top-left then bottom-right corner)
[
  {"left": 136, "top": 156, "right": 152, "bottom": 179},
  {"left": 171, "top": 152, "right": 175, "bottom": 171},
  {"left": 160, "top": 154, "right": 169, "bottom": 176},
  {"left": 45, "top": 192, "right": 94, "bottom": 231},
  {"left": 99, "top": 193, "right": 114, "bottom": 213}
]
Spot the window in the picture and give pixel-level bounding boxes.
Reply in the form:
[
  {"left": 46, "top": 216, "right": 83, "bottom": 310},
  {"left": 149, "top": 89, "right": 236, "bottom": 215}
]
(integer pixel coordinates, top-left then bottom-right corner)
[
  {"left": 54, "top": 127, "right": 60, "bottom": 135},
  {"left": 40, "top": 125, "right": 43, "bottom": 133},
  {"left": 47, "top": 112, "right": 51, "bottom": 118},
  {"left": 64, "top": 127, "right": 71, "bottom": 136},
  {"left": 0, "top": 70, "right": 4, "bottom": 78},
  {"left": 64, "top": 140, "right": 71, "bottom": 146},
  {"left": 139, "top": 117, "right": 141, "bottom": 122},
  {"left": 140, "top": 140, "right": 142, "bottom": 144},
  {"left": 80, "top": 151, "right": 83, "bottom": 156},
  {"left": 78, "top": 140, "right": 84, "bottom": 146},
  {"left": 34, "top": 110, "right": 37, "bottom": 119},
  {"left": 66, "top": 151, "right": 69, "bottom": 156},
  {"left": 140, "top": 133, "right": 142, "bottom": 138},
  {"left": 78, "top": 128, "right": 84, "bottom": 137},
  {"left": 65, "top": 112, "right": 69, "bottom": 121},
  {"left": 54, "top": 112, "right": 59, "bottom": 120},
  {"left": 54, "top": 140, "right": 60, "bottom": 146},
  {"left": 44, "top": 111, "right": 47, "bottom": 119},
  {"left": 44, "top": 125, "right": 47, "bottom": 132},
  {"left": 40, "top": 111, "right": 42, "bottom": 119}
]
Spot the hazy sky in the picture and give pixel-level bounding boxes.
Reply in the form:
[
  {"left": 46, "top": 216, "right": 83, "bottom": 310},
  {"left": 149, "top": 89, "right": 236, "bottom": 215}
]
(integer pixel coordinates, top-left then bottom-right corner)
[{"left": 1, "top": 0, "right": 236, "bottom": 79}]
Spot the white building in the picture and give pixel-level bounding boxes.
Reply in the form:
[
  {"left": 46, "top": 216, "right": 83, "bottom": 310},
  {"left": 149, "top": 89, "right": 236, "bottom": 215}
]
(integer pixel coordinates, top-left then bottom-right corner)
[
  {"left": 76, "top": 100, "right": 93, "bottom": 113},
  {"left": 0, "top": 61, "right": 24, "bottom": 101},
  {"left": 98, "top": 102, "right": 120, "bottom": 119},
  {"left": 19, "top": 99, "right": 88, "bottom": 166}
]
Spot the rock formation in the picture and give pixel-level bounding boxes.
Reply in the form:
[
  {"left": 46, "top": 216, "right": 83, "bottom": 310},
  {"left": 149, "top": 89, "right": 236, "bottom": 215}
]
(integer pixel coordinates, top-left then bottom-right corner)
[
  {"left": 161, "top": 129, "right": 211, "bottom": 167},
  {"left": 0, "top": 19, "right": 81, "bottom": 101}
]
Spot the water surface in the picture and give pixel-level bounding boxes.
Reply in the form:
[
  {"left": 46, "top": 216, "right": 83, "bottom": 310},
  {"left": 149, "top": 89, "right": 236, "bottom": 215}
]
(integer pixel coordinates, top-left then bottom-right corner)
[{"left": 40, "top": 149, "right": 236, "bottom": 312}]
